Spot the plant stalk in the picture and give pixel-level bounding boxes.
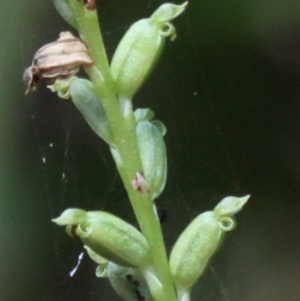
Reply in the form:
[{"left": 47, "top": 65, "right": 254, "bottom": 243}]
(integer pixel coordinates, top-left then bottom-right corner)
[{"left": 68, "top": 2, "right": 177, "bottom": 301}]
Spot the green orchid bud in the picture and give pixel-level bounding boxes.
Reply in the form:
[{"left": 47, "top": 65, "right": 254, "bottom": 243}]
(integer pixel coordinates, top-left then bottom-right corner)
[
  {"left": 69, "top": 78, "right": 114, "bottom": 144},
  {"left": 53, "top": 209, "right": 151, "bottom": 269},
  {"left": 106, "top": 262, "right": 154, "bottom": 301},
  {"left": 136, "top": 120, "right": 167, "bottom": 200},
  {"left": 169, "top": 196, "right": 249, "bottom": 299},
  {"left": 169, "top": 212, "right": 222, "bottom": 295},
  {"left": 53, "top": 0, "right": 78, "bottom": 28},
  {"left": 110, "top": 2, "right": 188, "bottom": 100}
]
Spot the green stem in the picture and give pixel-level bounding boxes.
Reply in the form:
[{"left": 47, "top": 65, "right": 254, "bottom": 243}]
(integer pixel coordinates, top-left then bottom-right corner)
[{"left": 67, "top": 2, "right": 176, "bottom": 301}]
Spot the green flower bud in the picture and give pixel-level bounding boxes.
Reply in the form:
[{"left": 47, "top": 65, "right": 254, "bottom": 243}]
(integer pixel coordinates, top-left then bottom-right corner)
[
  {"left": 69, "top": 78, "right": 113, "bottom": 144},
  {"left": 49, "top": 77, "right": 113, "bottom": 144},
  {"left": 136, "top": 120, "right": 167, "bottom": 200},
  {"left": 53, "top": 0, "right": 78, "bottom": 28},
  {"left": 169, "top": 196, "right": 249, "bottom": 297},
  {"left": 110, "top": 2, "right": 187, "bottom": 100},
  {"left": 106, "top": 262, "right": 154, "bottom": 301},
  {"left": 53, "top": 209, "right": 151, "bottom": 269},
  {"left": 169, "top": 212, "right": 222, "bottom": 294}
]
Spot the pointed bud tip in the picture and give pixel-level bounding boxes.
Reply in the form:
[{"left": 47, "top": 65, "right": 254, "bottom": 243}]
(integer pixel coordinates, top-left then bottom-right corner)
[
  {"left": 214, "top": 195, "right": 250, "bottom": 217},
  {"left": 52, "top": 208, "right": 87, "bottom": 226},
  {"left": 151, "top": 2, "right": 188, "bottom": 23},
  {"left": 181, "top": 2, "right": 189, "bottom": 11},
  {"left": 240, "top": 194, "right": 250, "bottom": 205}
]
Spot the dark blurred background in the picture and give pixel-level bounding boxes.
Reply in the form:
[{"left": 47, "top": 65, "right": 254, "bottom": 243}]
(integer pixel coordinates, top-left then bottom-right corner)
[{"left": 1, "top": 0, "right": 300, "bottom": 301}]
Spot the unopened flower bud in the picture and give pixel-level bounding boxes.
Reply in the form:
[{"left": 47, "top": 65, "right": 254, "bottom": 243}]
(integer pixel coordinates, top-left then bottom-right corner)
[
  {"left": 136, "top": 120, "right": 167, "bottom": 200},
  {"left": 69, "top": 78, "right": 113, "bottom": 144},
  {"left": 47, "top": 76, "right": 113, "bottom": 144},
  {"left": 169, "top": 196, "right": 249, "bottom": 298},
  {"left": 110, "top": 2, "right": 187, "bottom": 100},
  {"left": 170, "top": 212, "right": 222, "bottom": 295},
  {"left": 53, "top": 209, "right": 151, "bottom": 269}
]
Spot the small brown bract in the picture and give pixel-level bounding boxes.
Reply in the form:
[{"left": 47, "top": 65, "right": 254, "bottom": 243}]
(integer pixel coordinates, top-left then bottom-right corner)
[
  {"left": 23, "top": 31, "right": 93, "bottom": 94},
  {"left": 131, "top": 171, "right": 150, "bottom": 194},
  {"left": 76, "top": 0, "right": 96, "bottom": 10},
  {"left": 85, "top": 0, "right": 96, "bottom": 10}
]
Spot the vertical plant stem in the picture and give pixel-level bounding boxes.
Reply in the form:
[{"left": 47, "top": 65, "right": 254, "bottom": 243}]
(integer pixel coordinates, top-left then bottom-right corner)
[{"left": 68, "top": 2, "right": 176, "bottom": 301}]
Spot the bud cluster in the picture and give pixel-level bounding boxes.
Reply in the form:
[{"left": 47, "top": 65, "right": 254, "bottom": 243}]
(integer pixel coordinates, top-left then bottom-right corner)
[{"left": 23, "top": 2, "right": 251, "bottom": 301}]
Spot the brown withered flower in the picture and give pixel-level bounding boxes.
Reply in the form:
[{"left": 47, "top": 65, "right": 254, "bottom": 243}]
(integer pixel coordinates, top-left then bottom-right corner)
[{"left": 23, "top": 31, "right": 93, "bottom": 94}]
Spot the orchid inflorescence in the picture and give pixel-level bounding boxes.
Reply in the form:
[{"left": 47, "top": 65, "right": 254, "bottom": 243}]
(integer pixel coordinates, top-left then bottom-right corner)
[{"left": 23, "top": 2, "right": 249, "bottom": 301}]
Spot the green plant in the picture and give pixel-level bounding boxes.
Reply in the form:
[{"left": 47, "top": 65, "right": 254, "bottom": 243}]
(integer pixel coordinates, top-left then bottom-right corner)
[{"left": 23, "top": 1, "right": 249, "bottom": 301}]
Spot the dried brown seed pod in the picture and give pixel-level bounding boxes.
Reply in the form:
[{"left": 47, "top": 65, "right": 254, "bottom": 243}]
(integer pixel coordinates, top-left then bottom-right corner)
[{"left": 23, "top": 31, "right": 92, "bottom": 94}]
